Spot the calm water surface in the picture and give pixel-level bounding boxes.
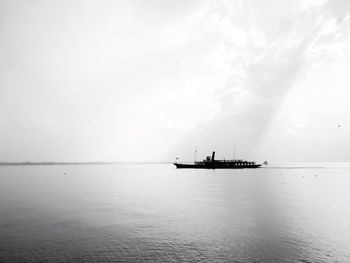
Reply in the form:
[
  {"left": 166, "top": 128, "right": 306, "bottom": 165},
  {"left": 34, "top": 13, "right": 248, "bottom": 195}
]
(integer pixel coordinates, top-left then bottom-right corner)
[{"left": 1, "top": 164, "right": 350, "bottom": 262}]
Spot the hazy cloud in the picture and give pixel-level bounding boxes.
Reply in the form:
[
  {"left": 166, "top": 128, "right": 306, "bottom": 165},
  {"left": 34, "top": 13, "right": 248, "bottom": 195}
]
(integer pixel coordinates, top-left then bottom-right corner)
[{"left": 1, "top": 0, "right": 350, "bottom": 162}]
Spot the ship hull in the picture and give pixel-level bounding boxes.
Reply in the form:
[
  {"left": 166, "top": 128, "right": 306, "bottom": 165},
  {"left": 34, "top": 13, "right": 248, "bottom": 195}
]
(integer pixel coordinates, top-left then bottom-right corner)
[{"left": 174, "top": 163, "right": 261, "bottom": 169}]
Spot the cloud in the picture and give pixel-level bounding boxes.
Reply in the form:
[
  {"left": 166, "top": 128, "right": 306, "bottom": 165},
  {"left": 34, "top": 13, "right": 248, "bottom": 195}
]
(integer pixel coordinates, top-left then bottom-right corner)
[
  {"left": 327, "top": 0, "right": 350, "bottom": 20},
  {"left": 1, "top": 0, "right": 350, "bottom": 161},
  {"left": 165, "top": 0, "right": 350, "bottom": 160}
]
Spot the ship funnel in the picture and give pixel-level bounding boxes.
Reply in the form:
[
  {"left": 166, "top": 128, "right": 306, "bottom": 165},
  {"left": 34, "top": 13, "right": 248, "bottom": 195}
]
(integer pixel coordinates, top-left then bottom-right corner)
[{"left": 211, "top": 151, "right": 215, "bottom": 162}]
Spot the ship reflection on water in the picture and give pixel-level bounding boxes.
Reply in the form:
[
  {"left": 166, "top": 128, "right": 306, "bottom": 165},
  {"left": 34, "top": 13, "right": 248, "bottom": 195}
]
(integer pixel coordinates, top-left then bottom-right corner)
[{"left": 0, "top": 163, "right": 350, "bottom": 262}]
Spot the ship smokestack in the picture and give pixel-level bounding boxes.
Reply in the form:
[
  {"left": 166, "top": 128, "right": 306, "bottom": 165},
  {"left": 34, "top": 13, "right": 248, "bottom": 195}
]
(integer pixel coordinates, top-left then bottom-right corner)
[{"left": 211, "top": 151, "right": 215, "bottom": 162}]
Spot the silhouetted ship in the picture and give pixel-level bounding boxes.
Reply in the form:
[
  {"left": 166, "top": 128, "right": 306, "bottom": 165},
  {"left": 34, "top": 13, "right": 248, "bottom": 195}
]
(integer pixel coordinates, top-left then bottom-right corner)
[{"left": 174, "top": 151, "right": 261, "bottom": 169}]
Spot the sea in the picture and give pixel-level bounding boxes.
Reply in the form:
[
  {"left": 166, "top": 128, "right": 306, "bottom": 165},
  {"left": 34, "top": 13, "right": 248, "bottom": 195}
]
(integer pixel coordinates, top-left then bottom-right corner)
[{"left": 1, "top": 163, "right": 350, "bottom": 263}]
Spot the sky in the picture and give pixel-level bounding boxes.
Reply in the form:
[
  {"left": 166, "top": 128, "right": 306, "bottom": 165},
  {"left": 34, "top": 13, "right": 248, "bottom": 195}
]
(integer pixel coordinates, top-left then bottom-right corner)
[{"left": 1, "top": 0, "right": 350, "bottom": 162}]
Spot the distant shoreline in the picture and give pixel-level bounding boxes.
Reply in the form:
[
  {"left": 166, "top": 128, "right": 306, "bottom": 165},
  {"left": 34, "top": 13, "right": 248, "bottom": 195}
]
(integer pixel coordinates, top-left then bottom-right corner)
[{"left": 0, "top": 162, "right": 171, "bottom": 166}]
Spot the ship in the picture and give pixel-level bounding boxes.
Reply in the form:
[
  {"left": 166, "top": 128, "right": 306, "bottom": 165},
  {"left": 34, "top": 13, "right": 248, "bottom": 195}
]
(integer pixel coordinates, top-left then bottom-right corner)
[{"left": 174, "top": 151, "right": 261, "bottom": 169}]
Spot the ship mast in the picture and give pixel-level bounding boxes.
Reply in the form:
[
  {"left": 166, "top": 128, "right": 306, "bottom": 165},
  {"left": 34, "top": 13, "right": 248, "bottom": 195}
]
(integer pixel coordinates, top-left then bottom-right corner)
[
  {"left": 194, "top": 146, "right": 197, "bottom": 163},
  {"left": 233, "top": 144, "right": 236, "bottom": 160}
]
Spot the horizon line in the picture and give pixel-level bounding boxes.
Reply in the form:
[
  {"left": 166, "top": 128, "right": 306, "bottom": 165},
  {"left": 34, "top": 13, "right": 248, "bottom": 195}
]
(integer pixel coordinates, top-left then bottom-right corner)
[{"left": 0, "top": 161, "right": 172, "bottom": 166}]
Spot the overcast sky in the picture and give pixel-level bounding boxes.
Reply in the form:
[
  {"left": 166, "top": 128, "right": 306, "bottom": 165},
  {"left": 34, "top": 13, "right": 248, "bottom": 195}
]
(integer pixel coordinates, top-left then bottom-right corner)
[{"left": 1, "top": 0, "right": 350, "bottom": 162}]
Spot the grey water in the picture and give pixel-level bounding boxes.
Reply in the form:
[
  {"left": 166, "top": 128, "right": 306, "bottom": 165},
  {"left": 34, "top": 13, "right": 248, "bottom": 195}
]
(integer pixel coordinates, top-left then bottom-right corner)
[{"left": 1, "top": 164, "right": 350, "bottom": 263}]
